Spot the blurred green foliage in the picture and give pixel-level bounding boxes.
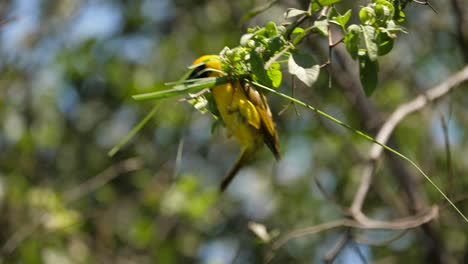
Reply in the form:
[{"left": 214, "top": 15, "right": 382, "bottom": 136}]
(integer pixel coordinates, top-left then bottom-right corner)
[{"left": 0, "top": 0, "right": 467, "bottom": 263}]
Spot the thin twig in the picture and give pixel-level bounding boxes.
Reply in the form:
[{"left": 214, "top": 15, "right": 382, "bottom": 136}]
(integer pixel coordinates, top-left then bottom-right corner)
[
  {"left": 174, "top": 138, "right": 185, "bottom": 178},
  {"left": 278, "top": 76, "right": 299, "bottom": 116},
  {"left": 64, "top": 157, "right": 144, "bottom": 202},
  {"left": 354, "top": 229, "right": 409, "bottom": 246},
  {"left": 313, "top": 174, "right": 350, "bottom": 216},
  {"left": 320, "top": 60, "right": 330, "bottom": 68},
  {"left": 328, "top": 27, "right": 333, "bottom": 89},
  {"left": 349, "top": 239, "right": 369, "bottom": 264},
  {"left": 319, "top": 6, "right": 331, "bottom": 19},
  {"left": 326, "top": 25, "right": 344, "bottom": 89},
  {"left": 264, "top": 42, "right": 293, "bottom": 70},
  {"left": 323, "top": 229, "right": 350, "bottom": 263},
  {"left": 284, "top": 14, "right": 309, "bottom": 40},
  {"left": 440, "top": 114, "right": 453, "bottom": 197},
  {"left": 271, "top": 205, "right": 437, "bottom": 252},
  {"left": 331, "top": 37, "right": 344, "bottom": 48},
  {"left": 450, "top": 0, "right": 468, "bottom": 62},
  {"left": 440, "top": 194, "right": 468, "bottom": 211},
  {"left": 1, "top": 216, "right": 44, "bottom": 255},
  {"left": 292, "top": 76, "right": 299, "bottom": 116},
  {"left": 412, "top": 0, "right": 437, "bottom": 13}
]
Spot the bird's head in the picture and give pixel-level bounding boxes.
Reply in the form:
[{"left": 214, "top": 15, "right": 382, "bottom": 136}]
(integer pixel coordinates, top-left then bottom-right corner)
[{"left": 188, "top": 55, "right": 223, "bottom": 79}]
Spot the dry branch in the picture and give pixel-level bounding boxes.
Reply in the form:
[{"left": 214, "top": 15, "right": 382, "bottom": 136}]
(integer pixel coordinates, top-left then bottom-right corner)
[{"left": 350, "top": 65, "right": 468, "bottom": 215}]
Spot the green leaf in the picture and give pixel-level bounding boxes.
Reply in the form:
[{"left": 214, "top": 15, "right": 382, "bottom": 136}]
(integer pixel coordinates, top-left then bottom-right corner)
[
  {"left": 265, "top": 21, "right": 278, "bottom": 37},
  {"left": 360, "top": 25, "right": 378, "bottom": 61},
  {"left": 359, "top": 6, "right": 375, "bottom": 25},
  {"left": 336, "top": 9, "right": 352, "bottom": 29},
  {"left": 312, "top": 20, "right": 329, "bottom": 36},
  {"left": 374, "top": 0, "right": 394, "bottom": 26},
  {"left": 250, "top": 51, "right": 272, "bottom": 87},
  {"left": 267, "top": 61, "right": 282, "bottom": 88},
  {"left": 375, "top": 0, "right": 394, "bottom": 18},
  {"left": 327, "top": 6, "right": 339, "bottom": 18},
  {"left": 291, "top": 27, "right": 305, "bottom": 44},
  {"left": 267, "top": 35, "right": 285, "bottom": 56},
  {"left": 310, "top": 0, "right": 341, "bottom": 12},
  {"left": 292, "top": 27, "right": 305, "bottom": 34},
  {"left": 358, "top": 51, "right": 379, "bottom": 96},
  {"left": 385, "top": 20, "right": 407, "bottom": 35},
  {"left": 108, "top": 104, "right": 159, "bottom": 157},
  {"left": 394, "top": 8, "right": 406, "bottom": 23},
  {"left": 288, "top": 51, "right": 320, "bottom": 87},
  {"left": 285, "top": 8, "right": 308, "bottom": 19},
  {"left": 204, "top": 92, "right": 221, "bottom": 120},
  {"left": 377, "top": 32, "right": 394, "bottom": 56},
  {"left": 344, "top": 25, "right": 361, "bottom": 60},
  {"left": 133, "top": 77, "right": 229, "bottom": 101},
  {"left": 328, "top": 8, "right": 351, "bottom": 30}
]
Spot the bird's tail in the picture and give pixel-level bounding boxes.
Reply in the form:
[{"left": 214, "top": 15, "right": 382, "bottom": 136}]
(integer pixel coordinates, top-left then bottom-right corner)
[{"left": 220, "top": 148, "right": 252, "bottom": 192}]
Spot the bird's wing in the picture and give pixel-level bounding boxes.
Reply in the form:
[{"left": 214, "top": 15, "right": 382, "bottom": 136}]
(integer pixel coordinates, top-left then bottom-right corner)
[{"left": 242, "top": 82, "right": 281, "bottom": 159}]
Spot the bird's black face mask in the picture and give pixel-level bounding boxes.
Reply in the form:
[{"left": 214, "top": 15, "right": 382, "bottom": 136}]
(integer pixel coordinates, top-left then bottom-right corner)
[{"left": 187, "top": 63, "right": 208, "bottom": 80}]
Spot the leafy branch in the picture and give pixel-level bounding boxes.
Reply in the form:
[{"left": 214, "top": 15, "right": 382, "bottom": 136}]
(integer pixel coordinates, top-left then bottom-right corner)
[{"left": 109, "top": 0, "right": 467, "bottom": 222}]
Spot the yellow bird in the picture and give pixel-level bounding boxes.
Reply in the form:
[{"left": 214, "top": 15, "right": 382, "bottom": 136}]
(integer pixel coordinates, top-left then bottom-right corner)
[{"left": 188, "top": 55, "right": 280, "bottom": 192}]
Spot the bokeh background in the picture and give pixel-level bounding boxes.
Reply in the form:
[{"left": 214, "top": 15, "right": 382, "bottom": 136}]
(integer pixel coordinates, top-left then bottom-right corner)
[{"left": 0, "top": 0, "right": 467, "bottom": 263}]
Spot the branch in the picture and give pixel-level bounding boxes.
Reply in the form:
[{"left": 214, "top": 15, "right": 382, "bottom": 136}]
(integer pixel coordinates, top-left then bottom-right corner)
[
  {"left": 64, "top": 157, "right": 144, "bottom": 202},
  {"left": 350, "top": 65, "right": 468, "bottom": 214},
  {"left": 323, "top": 229, "right": 350, "bottom": 263},
  {"left": 450, "top": 0, "right": 468, "bottom": 62},
  {"left": 354, "top": 229, "right": 408, "bottom": 246},
  {"left": 319, "top": 39, "right": 453, "bottom": 264},
  {"left": 270, "top": 206, "right": 438, "bottom": 254},
  {"left": 439, "top": 114, "right": 454, "bottom": 197}
]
